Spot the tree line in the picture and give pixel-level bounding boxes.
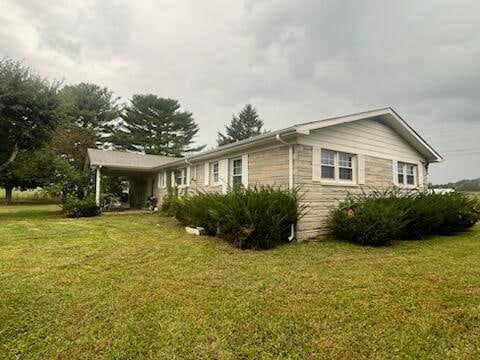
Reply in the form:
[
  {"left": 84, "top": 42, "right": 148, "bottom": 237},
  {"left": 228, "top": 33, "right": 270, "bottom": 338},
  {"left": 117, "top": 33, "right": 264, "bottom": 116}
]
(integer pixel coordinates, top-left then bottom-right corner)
[
  {"left": 430, "top": 178, "right": 480, "bottom": 192},
  {"left": 0, "top": 57, "right": 266, "bottom": 203}
]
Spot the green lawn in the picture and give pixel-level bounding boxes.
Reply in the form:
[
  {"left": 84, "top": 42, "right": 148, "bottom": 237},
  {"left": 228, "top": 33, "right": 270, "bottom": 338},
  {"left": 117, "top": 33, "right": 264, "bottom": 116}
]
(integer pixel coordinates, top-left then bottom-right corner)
[
  {"left": 0, "top": 187, "right": 55, "bottom": 203},
  {"left": 0, "top": 205, "right": 479, "bottom": 359}
]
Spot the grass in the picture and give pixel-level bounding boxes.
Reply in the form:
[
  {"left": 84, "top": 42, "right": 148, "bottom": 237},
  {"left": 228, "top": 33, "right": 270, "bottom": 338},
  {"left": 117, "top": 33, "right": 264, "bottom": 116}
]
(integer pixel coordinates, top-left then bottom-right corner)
[
  {"left": 0, "top": 187, "right": 56, "bottom": 204},
  {"left": 467, "top": 191, "right": 480, "bottom": 199},
  {"left": 0, "top": 204, "right": 479, "bottom": 359}
]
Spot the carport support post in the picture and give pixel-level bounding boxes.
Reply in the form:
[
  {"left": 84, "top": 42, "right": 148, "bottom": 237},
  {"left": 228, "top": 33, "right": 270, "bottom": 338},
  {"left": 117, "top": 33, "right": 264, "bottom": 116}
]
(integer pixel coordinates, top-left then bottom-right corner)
[{"left": 95, "top": 166, "right": 102, "bottom": 206}]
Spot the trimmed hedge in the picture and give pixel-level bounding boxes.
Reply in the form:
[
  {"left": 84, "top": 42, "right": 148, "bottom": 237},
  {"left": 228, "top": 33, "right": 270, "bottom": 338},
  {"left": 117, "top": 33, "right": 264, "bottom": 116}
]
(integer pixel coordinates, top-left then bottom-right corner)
[
  {"left": 329, "top": 189, "right": 480, "bottom": 246},
  {"left": 63, "top": 198, "right": 100, "bottom": 218},
  {"left": 167, "top": 186, "right": 304, "bottom": 250}
]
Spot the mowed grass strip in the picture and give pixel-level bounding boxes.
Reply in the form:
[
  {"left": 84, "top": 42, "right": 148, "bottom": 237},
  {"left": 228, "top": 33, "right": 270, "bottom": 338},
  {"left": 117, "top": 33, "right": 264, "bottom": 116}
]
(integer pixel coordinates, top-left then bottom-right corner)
[{"left": 0, "top": 204, "right": 479, "bottom": 359}]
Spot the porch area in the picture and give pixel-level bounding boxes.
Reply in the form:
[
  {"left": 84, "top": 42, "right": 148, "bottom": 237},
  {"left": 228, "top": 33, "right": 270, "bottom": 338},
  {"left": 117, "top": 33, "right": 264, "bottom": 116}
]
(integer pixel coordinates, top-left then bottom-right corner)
[{"left": 86, "top": 148, "right": 175, "bottom": 209}]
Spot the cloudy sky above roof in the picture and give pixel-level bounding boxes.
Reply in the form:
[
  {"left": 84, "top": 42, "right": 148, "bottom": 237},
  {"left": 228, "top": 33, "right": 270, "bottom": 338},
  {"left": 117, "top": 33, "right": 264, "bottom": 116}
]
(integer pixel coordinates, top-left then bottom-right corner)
[{"left": 1, "top": 0, "right": 479, "bottom": 183}]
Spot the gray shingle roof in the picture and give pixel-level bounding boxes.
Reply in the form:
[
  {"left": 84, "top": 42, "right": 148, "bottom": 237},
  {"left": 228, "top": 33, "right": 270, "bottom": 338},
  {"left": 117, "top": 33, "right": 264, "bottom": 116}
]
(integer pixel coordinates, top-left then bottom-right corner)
[{"left": 87, "top": 148, "right": 177, "bottom": 170}]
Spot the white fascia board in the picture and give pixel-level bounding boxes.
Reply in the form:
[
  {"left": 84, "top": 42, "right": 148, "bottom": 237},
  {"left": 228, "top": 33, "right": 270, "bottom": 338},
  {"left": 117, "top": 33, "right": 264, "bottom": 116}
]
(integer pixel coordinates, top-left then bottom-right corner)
[
  {"left": 294, "top": 108, "right": 392, "bottom": 134},
  {"left": 154, "top": 128, "right": 297, "bottom": 170},
  {"left": 295, "top": 107, "right": 442, "bottom": 163},
  {"left": 386, "top": 109, "right": 443, "bottom": 163}
]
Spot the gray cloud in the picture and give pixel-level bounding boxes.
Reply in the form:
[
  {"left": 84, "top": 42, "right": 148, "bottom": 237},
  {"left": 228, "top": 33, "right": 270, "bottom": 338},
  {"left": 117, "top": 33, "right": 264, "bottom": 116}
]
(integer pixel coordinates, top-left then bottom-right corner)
[{"left": 0, "top": 0, "right": 479, "bottom": 183}]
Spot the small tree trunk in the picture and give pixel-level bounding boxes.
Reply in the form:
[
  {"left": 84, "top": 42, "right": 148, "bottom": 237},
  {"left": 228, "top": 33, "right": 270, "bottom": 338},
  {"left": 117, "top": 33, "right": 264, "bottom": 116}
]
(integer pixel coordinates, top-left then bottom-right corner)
[
  {"left": 0, "top": 143, "right": 18, "bottom": 172},
  {"left": 5, "top": 186, "right": 13, "bottom": 204}
]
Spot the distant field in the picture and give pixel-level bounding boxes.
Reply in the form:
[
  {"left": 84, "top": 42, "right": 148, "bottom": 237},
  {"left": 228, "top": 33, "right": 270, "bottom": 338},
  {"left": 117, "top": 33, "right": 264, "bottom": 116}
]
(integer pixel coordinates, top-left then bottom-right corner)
[
  {"left": 466, "top": 191, "right": 480, "bottom": 199},
  {"left": 0, "top": 188, "right": 57, "bottom": 203}
]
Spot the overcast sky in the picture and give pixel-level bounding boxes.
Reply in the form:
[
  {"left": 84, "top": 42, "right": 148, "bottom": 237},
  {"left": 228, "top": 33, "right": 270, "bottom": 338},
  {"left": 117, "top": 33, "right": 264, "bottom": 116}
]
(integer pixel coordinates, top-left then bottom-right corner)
[{"left": 1, "top": 0, "right": 479, "bottom": 183}]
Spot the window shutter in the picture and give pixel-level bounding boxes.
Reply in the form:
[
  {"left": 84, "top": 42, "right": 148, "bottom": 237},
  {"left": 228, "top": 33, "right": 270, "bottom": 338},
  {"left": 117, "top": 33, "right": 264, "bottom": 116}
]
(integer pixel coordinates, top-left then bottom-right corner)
[
  {"left": 357, "top": 154, "right": 365, "bottom": 185},
  {"left": 312, "top": 147, "right": 322, "bottom": 181},
  {"left": 392, "top": 160, "right": 398, "bottom": 186},
  {"left": 219, "top": 159, "right": 229, "bottom": 194},
  {"left": 418, "top": 162, "right": 424, "bottom": 187},
  {"left": 186, "top": 166, "right": 191, "bottom": 186},
  {"left": 204, "top": 162, "right": 209, "bottom": 186},
  {"left": 157, "top": 172, "right": 162, "bottom": 188},
  {"left": 241, "top": 154, "right": 249, "bottom": 187},
  {"left": 171, "top": 171, "right": 176, "bottom": 186}
]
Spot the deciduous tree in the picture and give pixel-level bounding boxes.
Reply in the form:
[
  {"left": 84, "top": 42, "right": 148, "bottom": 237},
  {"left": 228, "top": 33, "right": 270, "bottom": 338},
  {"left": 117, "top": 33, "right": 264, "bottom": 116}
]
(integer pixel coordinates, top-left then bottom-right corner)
[{"left": 0, "top": 58, "right": 61, "bottom": 170}]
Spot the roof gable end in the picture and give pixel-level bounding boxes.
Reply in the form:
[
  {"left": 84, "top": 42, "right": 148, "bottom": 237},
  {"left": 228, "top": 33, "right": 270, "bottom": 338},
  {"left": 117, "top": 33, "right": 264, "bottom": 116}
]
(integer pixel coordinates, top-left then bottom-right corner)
[{"left": 294, "top": 108, "right": 443, "bottom": 162}]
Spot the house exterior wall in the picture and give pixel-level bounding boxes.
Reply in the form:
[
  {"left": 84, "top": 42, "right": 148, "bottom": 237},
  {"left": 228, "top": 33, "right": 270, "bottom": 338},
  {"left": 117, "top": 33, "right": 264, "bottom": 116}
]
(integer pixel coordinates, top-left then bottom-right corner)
[
  {"left": 248, "top": 146, "right": 289, "bottom": 186},
  {"left": 154, "top": 118, "right": 429, "bottom": 241},
  {"left": 297, "top": 118, "right": 425, "bottom": 163},
  {"left": 294, "top": 118, "right": 428, "bottom": 241},
  {"left": 155, "top": 144, "right": 291, "bottom": 204},
  {"left": 294, "top": 145, "right": 399, "bottom": 240}
]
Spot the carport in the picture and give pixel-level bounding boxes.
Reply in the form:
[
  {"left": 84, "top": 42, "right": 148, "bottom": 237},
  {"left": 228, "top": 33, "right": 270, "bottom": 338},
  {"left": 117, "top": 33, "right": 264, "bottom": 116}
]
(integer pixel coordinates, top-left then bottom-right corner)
[{"left": 85, "top": 149, "right": 176, "bottom": 208}]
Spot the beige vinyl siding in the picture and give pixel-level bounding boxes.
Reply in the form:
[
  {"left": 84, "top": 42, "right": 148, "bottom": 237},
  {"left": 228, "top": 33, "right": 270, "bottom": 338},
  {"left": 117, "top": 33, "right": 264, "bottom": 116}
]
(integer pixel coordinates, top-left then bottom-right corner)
[{"left": 298, "top": 118, "right": 424, "bottom": 163}]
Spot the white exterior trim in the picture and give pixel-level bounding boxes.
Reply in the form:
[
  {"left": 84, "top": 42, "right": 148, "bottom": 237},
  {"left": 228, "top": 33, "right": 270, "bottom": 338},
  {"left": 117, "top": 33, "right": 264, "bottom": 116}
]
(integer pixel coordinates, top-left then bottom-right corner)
[
  {"left": 186, "top": 166, "right": 191, "bottom": 187},
  {"left": 219, "top": 159, "right": 229, "bottom": 194},
  {"left": 357, "top": 154, "right": 365, "bottom": 185},
  {"left": 241, "top": 154, "right": 248, "bottom": 187},
  {"left": 312, "top": 147, "right": 358, "bottom": 186},
  {"left": 152, "top": 108, "right": 441, "bottom": 171},
  {"left": 204, "top": 162, "right": 209, "bottom": 186}
]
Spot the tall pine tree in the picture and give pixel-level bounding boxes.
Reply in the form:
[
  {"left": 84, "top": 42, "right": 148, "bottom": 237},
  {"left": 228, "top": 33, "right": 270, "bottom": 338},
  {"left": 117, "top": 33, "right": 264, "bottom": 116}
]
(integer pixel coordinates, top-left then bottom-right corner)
[
  {"left": 217, "top": 104, "right": 266, "bottom": 146},
  {"left": 110, "top": 94, "right": 204, "bottom": 157}
]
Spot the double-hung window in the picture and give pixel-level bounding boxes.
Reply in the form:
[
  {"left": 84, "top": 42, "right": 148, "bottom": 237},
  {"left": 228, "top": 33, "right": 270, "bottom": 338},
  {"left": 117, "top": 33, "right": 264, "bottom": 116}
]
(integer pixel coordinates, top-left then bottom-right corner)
[
  {"left": 321, "top": 150, "right": 335, "bottom": 179},
  {"left": 210, "top": 161, "right": 219, "bottom": 184},
  {"left": 320, "top": 149, "right": 355, "bottom": 182},
  {"left": 175, "top": 168, "right": 187, "bottom": 186},
  {"left": 230, "top": 158, "right": 243, "bottom": 187},
  {"left": 397, "top": 162, "right": 417, "bottom": 186}
]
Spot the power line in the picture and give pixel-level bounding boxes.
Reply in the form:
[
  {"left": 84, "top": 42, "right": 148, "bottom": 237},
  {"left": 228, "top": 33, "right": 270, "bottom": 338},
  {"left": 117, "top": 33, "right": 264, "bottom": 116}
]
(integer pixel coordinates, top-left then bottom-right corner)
[
  {"left": 419, "top": 123, "right": 480, "bottom": 133},
  {"left": 440, "top": 147, "right": 480, "bottom": 153},
  {"left": 442, "top": 152, "right": 480, "bottom": 157}
]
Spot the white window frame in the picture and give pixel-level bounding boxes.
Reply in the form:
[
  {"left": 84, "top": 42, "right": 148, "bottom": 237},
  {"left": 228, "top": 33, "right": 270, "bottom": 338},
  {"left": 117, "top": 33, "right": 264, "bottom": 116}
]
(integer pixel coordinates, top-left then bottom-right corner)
[
  {"left": 175, "top": 167, "right": 187, "bottom": 187},
  {"left": 210, "top": 161, "right": 220, "bottom": 185},
  {"left": 162, "top": 171, "right": 167, "bottom": 188},
  {"left": 318, "top": 149, "right": 357, "bottom": 184},
  {"left": 229, "top": 157, "right": 243, "bottom": 187},
  {"left": 396, "top": 161, "right": 418, "bottom": 187}
]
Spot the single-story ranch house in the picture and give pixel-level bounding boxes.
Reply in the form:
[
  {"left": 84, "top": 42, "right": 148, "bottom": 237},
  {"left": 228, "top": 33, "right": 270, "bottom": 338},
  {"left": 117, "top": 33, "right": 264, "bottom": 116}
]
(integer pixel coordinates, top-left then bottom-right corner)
[{"left": 86, "top": 108, "right": 442, "bottom": 240}]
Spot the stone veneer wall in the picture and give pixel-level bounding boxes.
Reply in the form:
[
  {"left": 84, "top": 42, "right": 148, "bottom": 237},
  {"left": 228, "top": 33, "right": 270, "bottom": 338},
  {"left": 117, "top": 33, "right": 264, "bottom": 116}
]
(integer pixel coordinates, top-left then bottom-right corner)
[
  {"left": 248, "top": 145, "right": 290, "bottom": 186},
  {"left": 294, "top": 144, "right": 397, "bottom": 241},
  {"left": 155, "top": 143, "right": 424, "bottom": 241}
]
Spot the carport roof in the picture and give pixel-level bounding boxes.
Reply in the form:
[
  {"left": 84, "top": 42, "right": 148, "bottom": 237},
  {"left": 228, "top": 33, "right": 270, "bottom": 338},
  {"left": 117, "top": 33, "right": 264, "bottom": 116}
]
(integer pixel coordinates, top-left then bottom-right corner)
[{"left": 86, "top": 148, "right": 177, "bottom": 172}]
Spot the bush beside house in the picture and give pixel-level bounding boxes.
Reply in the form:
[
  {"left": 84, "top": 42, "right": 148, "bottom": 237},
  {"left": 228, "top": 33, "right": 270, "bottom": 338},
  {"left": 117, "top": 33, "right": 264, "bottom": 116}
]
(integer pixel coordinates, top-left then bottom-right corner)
[
  {"left": 329, "top": 189, "right": 480, "bottom": 246},
  {"left": 63, "top": 198, "right": 100, "bottom": 218},
  {"left": 167, "top": 186, "right": 304, "bottom": 250}
]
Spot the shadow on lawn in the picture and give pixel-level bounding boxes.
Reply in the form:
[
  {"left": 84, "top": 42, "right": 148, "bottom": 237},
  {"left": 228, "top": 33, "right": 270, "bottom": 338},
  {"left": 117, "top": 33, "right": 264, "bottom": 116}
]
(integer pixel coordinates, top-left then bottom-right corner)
[{"left": 0, "top": 205, "right": 63, "bottom": 221}]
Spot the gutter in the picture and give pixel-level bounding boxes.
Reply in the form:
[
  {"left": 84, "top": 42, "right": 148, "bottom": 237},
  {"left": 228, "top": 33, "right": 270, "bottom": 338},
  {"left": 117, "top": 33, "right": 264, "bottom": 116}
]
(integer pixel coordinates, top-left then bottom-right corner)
[
  {"left": 153, "top": 128, "right": 297, "bottom": 171},
  {"left": 275, "top": 134, "right": 295, "bottom": 241}
]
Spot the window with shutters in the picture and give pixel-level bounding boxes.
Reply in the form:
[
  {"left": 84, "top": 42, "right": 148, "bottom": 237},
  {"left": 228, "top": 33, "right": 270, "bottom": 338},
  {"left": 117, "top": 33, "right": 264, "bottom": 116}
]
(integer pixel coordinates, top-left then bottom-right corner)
[
  {"left": 175, "top": 168, "right": 187, "bottom": 186},
  {"left": 210, "top": 161, "right": 219, "bottom": 184},
  {"left": 230, "top": 158, "right": 243, "bottom": 187}
]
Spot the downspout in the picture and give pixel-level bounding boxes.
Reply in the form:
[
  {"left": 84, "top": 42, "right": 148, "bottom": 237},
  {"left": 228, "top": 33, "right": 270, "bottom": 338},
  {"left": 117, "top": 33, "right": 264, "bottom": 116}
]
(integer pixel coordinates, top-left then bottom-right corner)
[{"left": 275, "top": 134, "right": 295, "bottom": 241}]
